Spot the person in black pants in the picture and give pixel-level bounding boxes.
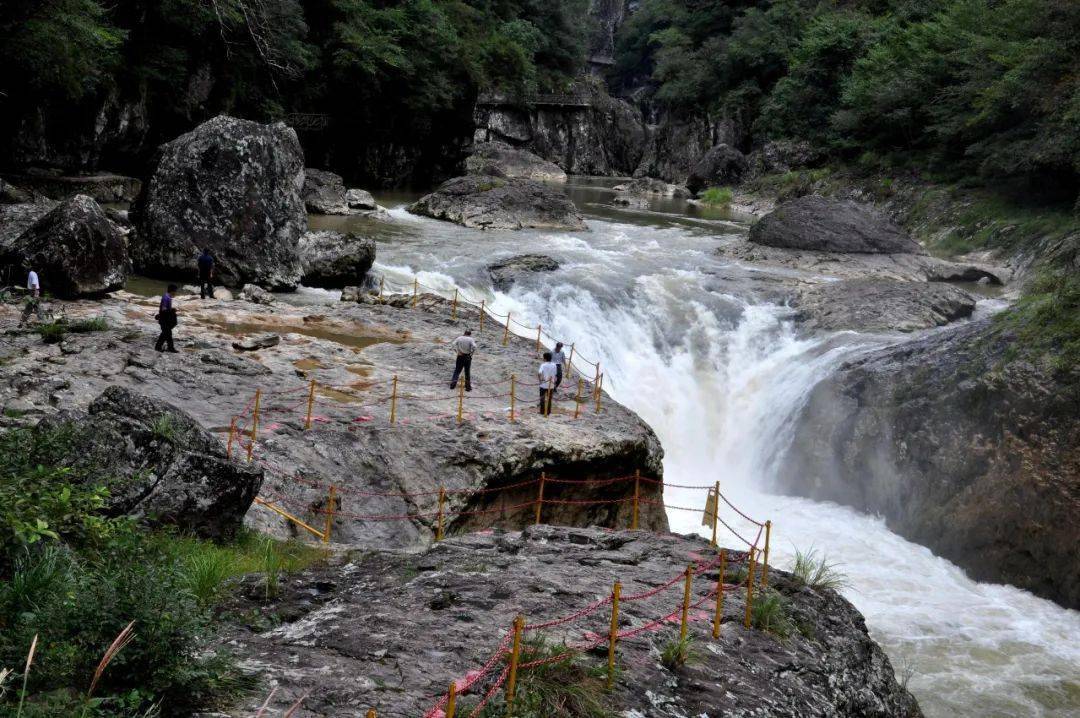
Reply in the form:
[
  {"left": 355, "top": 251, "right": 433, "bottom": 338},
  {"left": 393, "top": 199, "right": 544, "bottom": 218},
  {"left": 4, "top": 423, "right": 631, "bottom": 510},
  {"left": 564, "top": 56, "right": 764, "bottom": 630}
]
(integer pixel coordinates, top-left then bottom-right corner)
[
  {"left": 197, "top": 248, "right": 215, "bottom": 299},
  {"left": 450, "top": 329, "right": 476, "bottom": 391},
  {"left": 155, "top": 284, "right": 179, "bottom": 352},
  {"left": 538, "top": 351, "right": 557, "bottom": 415}
]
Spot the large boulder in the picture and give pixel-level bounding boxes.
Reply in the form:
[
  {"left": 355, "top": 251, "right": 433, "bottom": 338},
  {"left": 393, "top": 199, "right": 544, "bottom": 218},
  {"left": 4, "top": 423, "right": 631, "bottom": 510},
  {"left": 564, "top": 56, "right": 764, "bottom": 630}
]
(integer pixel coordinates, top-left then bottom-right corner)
[
  {"left": 778, "top": 318, "right": 1080, "bottom": 608},
  {"left": 345, "top": 188, "right": 377, "bottom": 211},
  {"left": 407, "top": 175, "right": 586, "bottom": 231},
  {"left": 302, "top": 168, "right": 351, "bottom": 215},
  {"left": 0, "top": 201, "right": 55, "bottom": 246},
  {"left": 40, "top": 386, "right": 262, "bottom": 539},
  {"left": 750, "top": 195, "right": 925, "bottom": 254},
  {"left": 612, "top": 177, "right": 691, "bottom": 198},
  {"left": 487, "top": 253, "right": 560, "bottom": 290},
  {"left": 686, "top": 143, "right": 749, "bottom": 194},
  {"left": 299, "top": 230, "right": 377, "bottom": 288},
  {"left": 0, "top": 194, "right": 128, "bottom": 297},
  {"left": 791, "top": 279, "right": 977, "bottom": 333},
  {"left": 465, "top": 141, "right": 567, "bottom": 182},
  {"left": 132, "top": 115, "right": 306, "bottom": 289}
]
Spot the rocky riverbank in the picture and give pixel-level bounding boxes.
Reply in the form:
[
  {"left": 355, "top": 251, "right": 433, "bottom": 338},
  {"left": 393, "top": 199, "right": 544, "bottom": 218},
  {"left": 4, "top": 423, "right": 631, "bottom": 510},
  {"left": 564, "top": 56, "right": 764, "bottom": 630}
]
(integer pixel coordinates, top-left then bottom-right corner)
[
  {"left": 219, "top": 525, "right": 923, "bottom": 717},
  {"left": 0, "top": 286, "right": 665, "bottom": 547}
]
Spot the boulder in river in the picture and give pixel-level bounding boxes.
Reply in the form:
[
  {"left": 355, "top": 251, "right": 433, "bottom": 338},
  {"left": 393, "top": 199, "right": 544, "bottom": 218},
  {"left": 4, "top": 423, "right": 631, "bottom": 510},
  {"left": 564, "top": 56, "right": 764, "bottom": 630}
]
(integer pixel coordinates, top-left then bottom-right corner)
[
  {"left": 345, "top": 188, "right": 377, "bottom": 211},
  {"left": 613, "top": 177, "right": 691, "bottom": 198},
  {"left": 686, "top": 143, "right": 749, "bottom": 194},
  {"left": 792, "top": 279, "right": 977, "bottom": 333},
  {"left": 222, "top": 525, "right": 923, "bottom": 717},
  {"left": 39, "top": 386, "right": 262, "bottom": 539},
  {"left": 407, "top": 175, "right": 586, "bottom": 231},
  {"left": 299, "top": 230, "right": 376, "bottom": 288},
  {"left": 465, "top": 141, "right": 568, "bottom": 182},
  {"left": 778, "top": 317, "right": 1080, "bottom": 608},
  {"left": 303, "top": 168, "right": 351, "bottom": 215},
  {"left": 750, "top": 195, "right": 925, "bottom": 254},
  {"left": 132, "top": 115, "right": 306, "bottom": 290},
  {"left": 0, "top": 194, "right": 128, "bottom": 298},
  {"left": 487, "top": 253, "right": 560, "bottom": 289}
]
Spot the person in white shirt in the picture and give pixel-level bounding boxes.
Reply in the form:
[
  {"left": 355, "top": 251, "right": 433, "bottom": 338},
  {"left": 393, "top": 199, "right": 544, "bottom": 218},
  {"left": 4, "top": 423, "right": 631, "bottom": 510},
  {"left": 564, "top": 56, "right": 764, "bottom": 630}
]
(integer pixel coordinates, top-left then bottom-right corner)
[
  {"left": 551, "top": 342, "right": 567, "bottom": 391},
  {"left": 449, "top": 329, "right": 476, "bottom": 392},
  {"left": 538, "top": 351, "right": 558, "bottom": 416},
  {"left": 19, "top": 268, "right": 45, "bottom": 326}
]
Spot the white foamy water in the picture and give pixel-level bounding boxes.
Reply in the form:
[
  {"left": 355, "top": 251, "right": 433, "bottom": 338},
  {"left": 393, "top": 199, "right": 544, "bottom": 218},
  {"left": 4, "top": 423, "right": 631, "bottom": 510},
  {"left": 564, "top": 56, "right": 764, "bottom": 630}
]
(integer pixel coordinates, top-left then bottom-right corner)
[{"left": 339, "top": 183, "right": 1080, "bottom": 717}]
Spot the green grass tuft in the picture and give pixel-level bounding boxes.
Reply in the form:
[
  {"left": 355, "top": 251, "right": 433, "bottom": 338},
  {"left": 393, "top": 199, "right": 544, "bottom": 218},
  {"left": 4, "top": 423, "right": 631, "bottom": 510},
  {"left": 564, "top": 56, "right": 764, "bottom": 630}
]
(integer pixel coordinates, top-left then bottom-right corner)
[
  {"left": 751, "top": 590, "right": 794, "bottom": 638},
  {"left": 659, "top": 633, "right": 698, "bottom": 671},
  {"left": 699, "top": 186, "right": 734, "bottom": 206},
  {"left": 994, "top": 270, "right": 1080, "bottom": 372},
  {"left": 790, "top": 548, "right": 848, "bottom": 591}
]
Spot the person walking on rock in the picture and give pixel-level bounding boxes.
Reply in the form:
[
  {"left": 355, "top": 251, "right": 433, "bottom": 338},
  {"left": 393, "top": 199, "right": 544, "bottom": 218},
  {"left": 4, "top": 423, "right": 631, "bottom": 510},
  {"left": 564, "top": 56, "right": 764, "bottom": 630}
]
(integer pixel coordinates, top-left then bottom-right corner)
[
  {"left": 538, "top": 351, "right": 557, "bottom": 416},
  {"left": 155, "top": 284, "right": 179, "bottom": 353},
  {"left": 197, "top": 248, "right": 215, "bottom": 299},
  {"left": 552, "top": 342, "right": 567, "bottom": 391},
  {"left": 18, "top": 267, "right": 44, "bottom": 326},
  {"left": 450, "top": 329, "right": 476, "bottom": 392}
]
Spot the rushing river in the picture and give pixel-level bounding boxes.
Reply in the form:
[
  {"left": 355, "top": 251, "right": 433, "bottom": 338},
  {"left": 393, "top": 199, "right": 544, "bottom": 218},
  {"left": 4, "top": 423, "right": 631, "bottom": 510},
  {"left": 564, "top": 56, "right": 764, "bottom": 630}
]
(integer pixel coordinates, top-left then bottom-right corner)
[{"left": 309, "top": 178, "right": 1080, "bottom": 717}]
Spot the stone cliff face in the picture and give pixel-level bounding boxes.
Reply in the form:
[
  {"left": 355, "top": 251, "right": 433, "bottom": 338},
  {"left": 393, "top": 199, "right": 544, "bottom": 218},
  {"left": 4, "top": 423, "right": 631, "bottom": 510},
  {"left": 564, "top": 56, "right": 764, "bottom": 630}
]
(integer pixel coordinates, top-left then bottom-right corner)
[
  {"left": 220, "top": 526, "right": 923, "bottom": 717},
  {"left": 777, "top": 318, "right": 1080, "bottom": 608}
]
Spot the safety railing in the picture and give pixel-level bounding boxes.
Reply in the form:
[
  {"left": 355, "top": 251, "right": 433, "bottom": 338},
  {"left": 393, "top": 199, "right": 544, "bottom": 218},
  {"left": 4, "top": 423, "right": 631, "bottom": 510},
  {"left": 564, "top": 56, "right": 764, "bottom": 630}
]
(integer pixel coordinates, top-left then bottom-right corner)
[{"left": 362, "top": 274, "right": 604, "bottom": 386}]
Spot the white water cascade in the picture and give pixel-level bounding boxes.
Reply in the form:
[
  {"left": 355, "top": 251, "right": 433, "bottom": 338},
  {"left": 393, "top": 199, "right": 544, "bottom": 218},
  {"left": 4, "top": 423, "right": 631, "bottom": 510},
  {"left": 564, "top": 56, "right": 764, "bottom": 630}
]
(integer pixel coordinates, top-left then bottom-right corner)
[{"left": 326, "top": 185, "right": 1080, "bottom": 717}]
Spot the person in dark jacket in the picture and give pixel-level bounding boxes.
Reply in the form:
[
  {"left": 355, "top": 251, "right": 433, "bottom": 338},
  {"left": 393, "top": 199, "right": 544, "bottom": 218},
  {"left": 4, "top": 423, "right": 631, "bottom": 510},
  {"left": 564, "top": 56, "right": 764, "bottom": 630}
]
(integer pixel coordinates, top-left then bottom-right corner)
[
  {"left": 155, "top": 284, "right": 179, "bottom": 352},
  {"left": 197, "top": 248, "right": 215, "bottom": 299}
]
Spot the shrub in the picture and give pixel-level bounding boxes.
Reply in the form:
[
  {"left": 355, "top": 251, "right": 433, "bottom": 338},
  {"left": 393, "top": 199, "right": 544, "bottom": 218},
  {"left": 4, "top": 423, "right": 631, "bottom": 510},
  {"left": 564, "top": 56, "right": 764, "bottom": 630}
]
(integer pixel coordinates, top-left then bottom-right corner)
[
  {"left": 995, "top": 270, "right": 1080, "bottom": 371},
  {"left": 37, "top": 323, "right": 66, "bottom": 344},
  {"left": 699, "top": 187, "right": 734, "bottom": 206},
  {"left": 68, "top": 317, "right": 108, "bottom": 333},
  {"left": 790, "top": 548, "right": 848, "bottom": 591},
  {"left": 659, "top": 633, "right": 697, "bottom": 670},
  {"left": 751, "top": 590, "right": 794, "bottom": 638}
]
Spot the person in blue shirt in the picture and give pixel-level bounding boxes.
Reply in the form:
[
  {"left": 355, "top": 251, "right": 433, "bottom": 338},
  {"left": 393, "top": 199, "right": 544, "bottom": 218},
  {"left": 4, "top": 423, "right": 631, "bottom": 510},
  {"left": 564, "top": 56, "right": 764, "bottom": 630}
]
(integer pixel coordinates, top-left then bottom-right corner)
[
  {"left": 155, "top": 284, "right": 179, "bottom": 352},
  {"left": 197, "top": 248, "right": 215, "bottom": 299}
]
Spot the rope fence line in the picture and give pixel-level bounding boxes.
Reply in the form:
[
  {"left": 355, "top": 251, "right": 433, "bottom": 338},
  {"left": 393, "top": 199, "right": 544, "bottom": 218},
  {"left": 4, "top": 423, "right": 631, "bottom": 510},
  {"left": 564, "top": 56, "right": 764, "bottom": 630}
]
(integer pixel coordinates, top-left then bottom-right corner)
[{"left": 367, "top": 273, "right": 603, "bottom": 379}]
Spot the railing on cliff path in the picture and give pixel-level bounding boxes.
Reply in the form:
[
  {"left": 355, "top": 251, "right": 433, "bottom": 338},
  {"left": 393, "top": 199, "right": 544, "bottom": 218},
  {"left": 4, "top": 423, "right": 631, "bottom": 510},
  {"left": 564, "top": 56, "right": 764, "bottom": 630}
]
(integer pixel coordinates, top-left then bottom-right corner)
[{"left": 223, "top": 274, "right": 777, "bottom": 717}]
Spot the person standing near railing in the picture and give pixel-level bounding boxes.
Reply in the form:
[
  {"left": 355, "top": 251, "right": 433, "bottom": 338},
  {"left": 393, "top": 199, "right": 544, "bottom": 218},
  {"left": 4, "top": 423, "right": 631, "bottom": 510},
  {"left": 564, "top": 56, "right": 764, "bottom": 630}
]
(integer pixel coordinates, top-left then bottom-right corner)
[
  {"left": 450, "top": 328, "right": 476, "bottom": 392},
  {"left": 538, "top": 351, "right": 557, "bottom": 416},
  {"left": 552, "top": 342, "right": 567, "bottom": 391}
]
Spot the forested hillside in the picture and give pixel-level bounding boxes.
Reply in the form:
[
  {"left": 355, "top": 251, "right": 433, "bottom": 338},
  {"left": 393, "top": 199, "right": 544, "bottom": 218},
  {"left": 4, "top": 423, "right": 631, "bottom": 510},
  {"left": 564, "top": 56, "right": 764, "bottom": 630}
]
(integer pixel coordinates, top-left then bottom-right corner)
[
  {"left": 616, "top": 0, "right": 1079, "bottom": 202},
  {"left": 0, "top": 0, "right": 590, "bottom": 183}
]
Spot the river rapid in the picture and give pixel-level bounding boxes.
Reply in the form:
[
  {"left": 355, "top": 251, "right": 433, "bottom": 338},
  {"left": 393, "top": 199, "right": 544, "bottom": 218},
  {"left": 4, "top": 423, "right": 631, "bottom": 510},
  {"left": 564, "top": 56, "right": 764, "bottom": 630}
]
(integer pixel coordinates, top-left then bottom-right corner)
[{"left": 308, "top": 179, "right": 1080, "bottom": 717}]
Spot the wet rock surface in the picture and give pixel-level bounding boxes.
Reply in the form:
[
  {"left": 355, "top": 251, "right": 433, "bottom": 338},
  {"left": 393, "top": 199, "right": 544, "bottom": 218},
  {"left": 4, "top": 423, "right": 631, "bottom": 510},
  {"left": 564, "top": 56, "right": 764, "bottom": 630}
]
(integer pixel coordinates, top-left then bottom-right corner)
[
  {"left": 0, "top": 288, "right": 664, "bottom": 548},
  {"left": 1, "top": 172, "right": 142, "bottom": 203},
  {"left": 0, "top": 194, "right": 128, "bottom": 297},
  {"left": 613, "top": 177, "right": 690, "bottom": 198},
  {"left": 39, "top": 385, "right": 261, "bottom": 539},
  {"left": 219, "top": 526, "right": 922, "bottom": 717},
  {"left": 0, "top": 201, "right": 57, "bottom": 246},
  {"left": 465, "top": 141, "right": 568, "bottom": 182},
  {"left": 298, "top": 230, "right": 376, "bottom": 288},
  {"left": 408, "top": 175, "right": 586, "bottom": 231},
  {"left": 302, "top": 168, "right": 351, "bottom": 215},
  {"left": 750, "top": 196, "right": 925, "bottom": 254},
  {"left": 132, "top": 115, "right": 306, "bottom": 289},
  {"left": 792, "top": 279, "right": 977, "bottom": 333},
  {"left": 487, "top": 253, "right": 561, "bottom": 289},
  {"left": 345, "top": 188, "right": 377, "bottom": 211},
  {"left": 779, "top": 318, "right": 1080, "bottom": 608}
]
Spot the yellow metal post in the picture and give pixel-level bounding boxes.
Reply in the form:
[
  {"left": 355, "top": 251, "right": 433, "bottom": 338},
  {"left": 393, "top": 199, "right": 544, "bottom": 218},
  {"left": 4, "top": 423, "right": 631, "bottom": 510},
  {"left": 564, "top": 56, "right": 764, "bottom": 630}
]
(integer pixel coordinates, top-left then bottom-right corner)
[
  {"left": 505, "top": 615, "right": 525, "bottom": 716},
  {"left": 247, "top": 389, "right": 261, "bottom": 462},
  {"left": 436, "top": 487, "right": 446, "bottom": 542},
  {"left": 509, "top": 374, "right": 516, "bottom": 422},
  {"left": 322, "top": 485, "right": 336, "bottom": 544},
  {"left": 503, "top": 312, "right": 511, "bottom": 346},
  {"left": 713, "top": 549, "right": 727, "bottom": 639},
  {"left": 744, "top": 548, "right": 757, "bottom": 629},
  {"left": 631, "top": 470, "right": 640, "bottom": 530},
  {"left": 367, "top": 711, "right": 376, "bottom": 718},
  {"left": 389, "top": 375, "right": 399, "bottom": 424},
  {"left": 680, "top": 564, "right": 693, "bottom": 644},
  {"left": 226, "top": 416, "right": 237, "bottom": 459},
  {"left": 534, "top": 472, "right": 545, "bottom": 525},
  {"left": 761, "top": 520, "right": 772, "bottom": 589},
  {"left": 452, "top": 288, "right": 459, "bottom": 320},
  {"left": 479, "top": 299, "right": 485, "bottom": 333},
  {"left": 412, "top": 277, "right": 419, "bottom": 308},
  {"left": 446, "top": 682, "right": 457, "bottom": 718},
  {"left": 710, "top": 481, "right": 720, "bottom": 548},
  {"left": 567, "top": 344, "right": 575, "bottom": 376},
  {"left": 457, "top": 380, "right": 465, "bottom": 424},
  {"left": 594, "top": 373, "right": 603, "bottom": 414},
  {"left": 305, "top": 379, "right": 317, "bottom": 430},
  {"left": 593, "top": 363, "right": 601, "bottom": 399},
  {"left": 535, "top": 325, "right": 542, "bottom": 355},
  {"left": 606, "top": 581, "right": 621, "bottom": 689},
  {"left": 573, "top": 378, "right": 583, "bottom": 419}
]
